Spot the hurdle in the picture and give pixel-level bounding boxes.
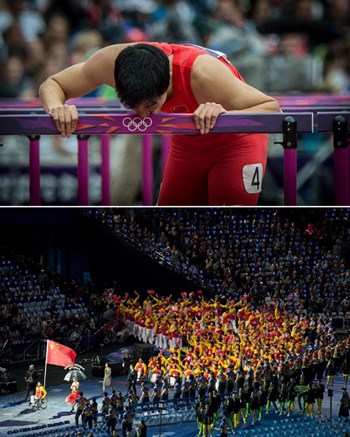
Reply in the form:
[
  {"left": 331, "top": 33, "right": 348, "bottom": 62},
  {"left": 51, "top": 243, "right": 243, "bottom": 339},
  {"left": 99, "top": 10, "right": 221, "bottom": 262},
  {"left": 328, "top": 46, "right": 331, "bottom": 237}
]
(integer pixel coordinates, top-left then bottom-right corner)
[
  {"left": 316, "top": 112, "right": 350, "bottom": 205},
  {"left": 270, "top": 94, "right": 350, "bottom": 205},
  {"left": 274, "top": 93, "right": 350, "bottom": 107},
  {"left": 0, "top": 111, "right": 313, "bottom": 206}
]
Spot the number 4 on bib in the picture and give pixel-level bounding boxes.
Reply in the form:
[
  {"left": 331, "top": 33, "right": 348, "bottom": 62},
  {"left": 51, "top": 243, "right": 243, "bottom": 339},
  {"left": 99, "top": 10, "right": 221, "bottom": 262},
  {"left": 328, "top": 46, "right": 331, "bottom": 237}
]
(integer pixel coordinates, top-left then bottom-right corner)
[{"left": 242, "top": 164, "right": 263, "bottom": 194}]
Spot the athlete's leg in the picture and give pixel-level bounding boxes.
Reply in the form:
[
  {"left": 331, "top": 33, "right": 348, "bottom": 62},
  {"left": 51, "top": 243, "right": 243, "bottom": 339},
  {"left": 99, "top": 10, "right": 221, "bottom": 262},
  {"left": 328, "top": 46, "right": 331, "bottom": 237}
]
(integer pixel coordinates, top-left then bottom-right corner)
[
  {"left": 208, "top": 133, "right": 268, "bottom": 206},
  {"left": 157, "top": 141, "right": 208, "bottom": 205}
]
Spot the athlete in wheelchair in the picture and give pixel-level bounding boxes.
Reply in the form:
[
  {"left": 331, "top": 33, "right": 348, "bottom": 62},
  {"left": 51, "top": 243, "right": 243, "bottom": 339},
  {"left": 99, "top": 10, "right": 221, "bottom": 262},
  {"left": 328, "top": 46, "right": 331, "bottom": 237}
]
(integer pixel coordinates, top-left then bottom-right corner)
[{"left": 29, "top": 381, "right": 48, "bottom": 409}]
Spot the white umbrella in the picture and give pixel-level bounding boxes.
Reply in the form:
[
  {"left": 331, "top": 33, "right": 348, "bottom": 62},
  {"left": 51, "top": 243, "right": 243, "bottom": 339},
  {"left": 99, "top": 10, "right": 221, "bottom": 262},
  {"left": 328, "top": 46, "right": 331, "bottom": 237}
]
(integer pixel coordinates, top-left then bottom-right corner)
[{"left": 64, "top": 363, "right": 87, "bottom": 382}]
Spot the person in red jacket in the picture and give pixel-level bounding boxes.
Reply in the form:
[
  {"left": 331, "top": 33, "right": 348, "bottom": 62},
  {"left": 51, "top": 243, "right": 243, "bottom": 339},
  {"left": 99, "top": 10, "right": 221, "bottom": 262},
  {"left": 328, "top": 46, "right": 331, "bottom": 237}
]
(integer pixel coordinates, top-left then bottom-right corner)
[{"left": 39, "top": 42, "right": 281, "bottom": 206}]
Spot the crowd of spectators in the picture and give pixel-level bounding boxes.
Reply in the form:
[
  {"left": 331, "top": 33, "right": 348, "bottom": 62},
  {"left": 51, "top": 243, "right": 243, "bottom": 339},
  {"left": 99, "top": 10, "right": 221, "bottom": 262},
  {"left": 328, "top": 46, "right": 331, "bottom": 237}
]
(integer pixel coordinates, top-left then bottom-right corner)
[
  {"left": 1, "top": 207, "right": 350, "bottom": 435},
  {"left": 0, "top": 0, "right": 349, "bottom": 205},
  {"left": 0, "top": 0, "right": 349, "bottom": 98},
  {"left": 81, "top": 207, "right": 350, "bottom": 431},
  {"left": 87, "top": 208, "right": 350, "bottom": 318},
  {"left": 0, "top": 246, "right": 117, "bottom": 363},
  {"left": 2, "top": 207, "right": 350, "bottom": 367}
]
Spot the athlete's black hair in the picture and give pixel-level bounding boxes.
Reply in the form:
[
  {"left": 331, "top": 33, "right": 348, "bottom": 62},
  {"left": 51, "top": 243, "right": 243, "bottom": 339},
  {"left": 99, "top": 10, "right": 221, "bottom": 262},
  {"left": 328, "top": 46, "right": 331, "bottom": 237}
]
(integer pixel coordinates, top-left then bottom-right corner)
[{"left": 114, "top": 43, "right": 170, "bottom": 109}]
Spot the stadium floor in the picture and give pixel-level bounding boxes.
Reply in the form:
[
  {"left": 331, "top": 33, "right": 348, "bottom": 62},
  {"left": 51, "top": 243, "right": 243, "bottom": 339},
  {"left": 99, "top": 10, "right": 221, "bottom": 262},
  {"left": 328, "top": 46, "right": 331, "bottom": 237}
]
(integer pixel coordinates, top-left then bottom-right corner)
[{"left": 0, "top": 343, "right": 350, "bottom": 437}]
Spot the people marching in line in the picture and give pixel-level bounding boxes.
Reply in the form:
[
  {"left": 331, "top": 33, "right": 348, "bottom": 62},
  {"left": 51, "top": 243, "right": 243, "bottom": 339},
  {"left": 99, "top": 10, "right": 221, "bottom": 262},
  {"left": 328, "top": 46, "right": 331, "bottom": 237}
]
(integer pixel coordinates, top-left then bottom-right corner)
[
  {"left": 72, "top": 391, "right": 89, "bottom": 426},
  {"left": 61, "top": 289, "right": 350, "bottom": 435}
]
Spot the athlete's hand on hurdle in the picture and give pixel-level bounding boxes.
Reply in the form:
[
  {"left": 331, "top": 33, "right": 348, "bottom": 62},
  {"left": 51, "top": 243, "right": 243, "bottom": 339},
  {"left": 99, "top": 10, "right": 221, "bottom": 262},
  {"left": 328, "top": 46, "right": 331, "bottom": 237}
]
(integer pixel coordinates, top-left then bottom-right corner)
[
  {"left": 48, "top": 104, "right": 79, "bottom": 138},
  {"left": 193, "top": 102, "right": 226, "bottom": 135}
]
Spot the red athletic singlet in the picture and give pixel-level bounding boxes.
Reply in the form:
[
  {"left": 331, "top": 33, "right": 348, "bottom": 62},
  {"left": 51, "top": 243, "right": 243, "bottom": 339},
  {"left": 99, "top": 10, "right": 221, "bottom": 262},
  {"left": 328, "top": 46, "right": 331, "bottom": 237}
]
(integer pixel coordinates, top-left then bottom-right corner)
[{"left": 146, "top": 42, "right": 268, "bottom": 206}]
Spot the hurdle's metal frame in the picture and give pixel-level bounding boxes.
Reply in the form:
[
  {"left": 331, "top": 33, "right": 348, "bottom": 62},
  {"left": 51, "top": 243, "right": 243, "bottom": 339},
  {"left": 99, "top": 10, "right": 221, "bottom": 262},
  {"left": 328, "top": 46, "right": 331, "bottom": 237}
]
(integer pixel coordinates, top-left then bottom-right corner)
[
  {"left": 0, "top": 111, "right": 314, "bottom": 206},
  {"left": 271, "top": 107, "right": 350, "bottom": 205},
  {"left": 316, "top": 112, "right": 350, "bottom": 206}
]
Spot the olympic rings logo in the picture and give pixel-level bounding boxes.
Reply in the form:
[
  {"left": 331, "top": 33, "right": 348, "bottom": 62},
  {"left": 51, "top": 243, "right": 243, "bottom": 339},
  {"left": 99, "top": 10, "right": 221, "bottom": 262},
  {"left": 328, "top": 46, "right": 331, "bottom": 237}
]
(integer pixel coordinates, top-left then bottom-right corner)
[{"left": 122, "top": 116, "right": 153, "bottom": 132}]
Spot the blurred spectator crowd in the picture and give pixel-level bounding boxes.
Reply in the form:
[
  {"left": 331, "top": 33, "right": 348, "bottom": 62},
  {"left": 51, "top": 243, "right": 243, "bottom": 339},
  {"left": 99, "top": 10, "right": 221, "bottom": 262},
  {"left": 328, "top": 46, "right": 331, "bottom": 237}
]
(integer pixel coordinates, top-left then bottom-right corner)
[
  {"left": 0, "top": 0, "right": 350, "bottom": 99},
  {"left": 0, "top": 0, "right": 349, "bottom": 206}
]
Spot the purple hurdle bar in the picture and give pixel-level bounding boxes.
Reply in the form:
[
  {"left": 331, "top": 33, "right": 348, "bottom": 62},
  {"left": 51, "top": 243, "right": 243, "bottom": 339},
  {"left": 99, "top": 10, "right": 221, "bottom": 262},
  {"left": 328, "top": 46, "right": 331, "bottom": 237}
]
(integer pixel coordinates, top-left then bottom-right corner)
[
  {"left": 0, "top": 112, "right": 314, "bottom": 135},
  {"left": 274, "top": 93, "right": 350, "bottom": 107},
  {"left": 0, "top": 111, "right": 314, "bottom": 206},
  {"left": 3, "top": 95, "right": 349, "bottom": 206}
]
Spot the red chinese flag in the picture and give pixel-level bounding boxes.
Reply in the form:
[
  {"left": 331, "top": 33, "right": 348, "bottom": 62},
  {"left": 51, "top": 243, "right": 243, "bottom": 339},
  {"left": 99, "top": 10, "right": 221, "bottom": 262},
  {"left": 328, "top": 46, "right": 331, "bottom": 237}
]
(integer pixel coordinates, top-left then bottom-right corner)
[{"left": 46, "top": 340, "right": 77, "bottom": 367}]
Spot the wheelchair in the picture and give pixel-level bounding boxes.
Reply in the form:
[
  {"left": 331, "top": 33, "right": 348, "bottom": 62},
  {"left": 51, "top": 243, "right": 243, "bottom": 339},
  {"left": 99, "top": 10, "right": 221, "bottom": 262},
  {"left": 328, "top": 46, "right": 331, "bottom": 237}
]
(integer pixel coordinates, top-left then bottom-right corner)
[{"left": 32, "top": 396, "right": 48, "bottom": 410}]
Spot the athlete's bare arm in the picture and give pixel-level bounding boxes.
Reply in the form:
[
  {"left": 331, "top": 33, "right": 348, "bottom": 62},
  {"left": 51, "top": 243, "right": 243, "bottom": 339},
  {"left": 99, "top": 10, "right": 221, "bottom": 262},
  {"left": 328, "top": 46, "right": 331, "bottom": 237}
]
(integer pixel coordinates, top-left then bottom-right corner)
[
  {"left": 40, "top": 44, "right": 281, "bottom": 138},
  {"left": 39, "top": 44, "right": 129, "bottom": 137},
  {"left": 191, "top": 54, "right": 281, "bottom": 134}
]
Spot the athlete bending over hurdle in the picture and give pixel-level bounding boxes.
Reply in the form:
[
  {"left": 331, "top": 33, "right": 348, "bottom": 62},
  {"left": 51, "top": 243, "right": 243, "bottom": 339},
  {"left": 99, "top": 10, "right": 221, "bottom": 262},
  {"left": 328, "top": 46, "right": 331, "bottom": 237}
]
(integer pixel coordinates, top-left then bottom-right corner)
[{"left": 39, "top": 42, "right": 281, "bottom": 206}]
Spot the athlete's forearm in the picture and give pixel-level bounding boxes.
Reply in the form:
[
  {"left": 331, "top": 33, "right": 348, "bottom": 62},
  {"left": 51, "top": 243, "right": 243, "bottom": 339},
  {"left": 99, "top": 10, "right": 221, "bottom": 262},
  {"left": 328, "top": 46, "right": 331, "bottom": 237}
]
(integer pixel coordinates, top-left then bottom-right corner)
[
  {"left": 230, "top": 99, "right": 282, "bottom": 114},
  {"left": 39, "top": 77, "right": 67, "bottom": 113}
]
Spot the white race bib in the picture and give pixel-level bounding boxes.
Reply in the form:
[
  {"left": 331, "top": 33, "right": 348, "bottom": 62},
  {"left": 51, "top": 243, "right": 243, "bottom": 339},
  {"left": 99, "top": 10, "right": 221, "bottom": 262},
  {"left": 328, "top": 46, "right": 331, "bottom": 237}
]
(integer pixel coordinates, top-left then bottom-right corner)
[{"left": 242, "top": 163, "right": 263, "bottom": 193}]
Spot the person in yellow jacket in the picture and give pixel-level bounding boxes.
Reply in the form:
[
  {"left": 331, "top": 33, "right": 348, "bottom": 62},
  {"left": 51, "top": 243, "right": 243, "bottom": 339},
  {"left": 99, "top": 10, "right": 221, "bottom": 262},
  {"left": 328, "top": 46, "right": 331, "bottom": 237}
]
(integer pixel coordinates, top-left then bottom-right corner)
[
  {"left": 29, "top": 381, "right": 47, "bottom": 406},
  {"left": 134, "top": 358, "right": 147, "bottom": 383}
]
